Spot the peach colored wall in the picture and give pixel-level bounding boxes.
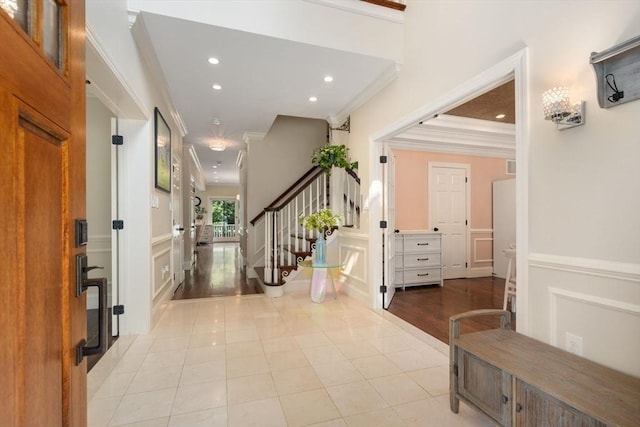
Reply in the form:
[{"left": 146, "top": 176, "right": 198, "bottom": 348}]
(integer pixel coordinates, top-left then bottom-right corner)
[
  {"left": 394, "top": 150, "right": 511, "bottom": 268},
  {"left": 394, "top": 150, "right": 511, "bottom": 230}
]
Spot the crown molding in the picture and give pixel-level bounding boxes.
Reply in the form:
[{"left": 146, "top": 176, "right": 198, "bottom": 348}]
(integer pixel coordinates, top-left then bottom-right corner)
[
  {"left": 243, "top": 131, "right": 266, "bottom": 144},
  {"left": 130, "top": 13, "right": 188, "bottom": 137},
  {"left": 387, "top": 114, "right": 515, "bottom": 158},
  {"left": 329, "top": 62, "right": 402, "bottom": 127},
  {"left": 86, "top": 24, "right": 147, "bottom": 120}
]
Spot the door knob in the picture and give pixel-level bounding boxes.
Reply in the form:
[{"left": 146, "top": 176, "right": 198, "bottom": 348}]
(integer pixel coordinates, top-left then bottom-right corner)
[{"left": 433, "top": 227, "right": 439, "bottom": 232}]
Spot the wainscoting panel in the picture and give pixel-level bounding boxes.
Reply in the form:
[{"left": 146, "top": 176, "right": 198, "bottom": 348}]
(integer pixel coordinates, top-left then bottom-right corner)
[
  {"left": 469, "top": 229, "right": 493, "bottom": 277},
  {"left": 152, "top": 234, "right": 173, "bottom": 307},
  {"left": 339, "top": 232, "right": 369, "bottom": 305},
  {"left": 529, "top": 252, "right": 640, "bottom": 377}
]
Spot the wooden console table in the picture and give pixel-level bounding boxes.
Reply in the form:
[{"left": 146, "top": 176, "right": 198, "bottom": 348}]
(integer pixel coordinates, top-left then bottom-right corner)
[{"left": 449, "top": 309, "right": 640, "bottom": 426}]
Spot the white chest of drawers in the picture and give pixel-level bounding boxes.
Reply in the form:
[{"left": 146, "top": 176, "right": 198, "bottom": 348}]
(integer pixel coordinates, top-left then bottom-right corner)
[{"left": 394, "top": 231, "right": 443, "bottom": 289}]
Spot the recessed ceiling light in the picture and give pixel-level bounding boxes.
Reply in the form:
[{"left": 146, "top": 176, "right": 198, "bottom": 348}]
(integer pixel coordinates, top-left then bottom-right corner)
[
  {"left": 212, "top": 84, "right": 222, "bottom": 90},
  {"left": 309, "top": 96, "right": 317, "bottom": 102},
  {"left": 212, "top": 165, "right": 217, "bottom": 168},
  {"left": 496, "top": 113, "right": 506, "bottom": 119},
  {"left": 208, "top": 57, "right": 220, "bottom": 65},
  {"left": 324, "top": 75, "right": 333, "bottom": 82}
]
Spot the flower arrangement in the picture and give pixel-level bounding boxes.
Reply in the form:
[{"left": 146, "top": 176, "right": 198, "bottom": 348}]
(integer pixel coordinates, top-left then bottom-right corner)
[
  {"left": 300, "top": 209, "right": 341, "bottom": 232},
  {"left": 311, "top": 144, "right": 358, "bottom": 174}
]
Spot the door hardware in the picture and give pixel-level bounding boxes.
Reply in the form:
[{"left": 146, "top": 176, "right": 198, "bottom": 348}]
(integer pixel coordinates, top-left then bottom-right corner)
[
  {"left": 75, "top": 278, "right": 108, "bottom": 365},
  {"left": 75, "top": 253, "right": 108, "bottom": 365},
  {"left": 75, "top": 254, "right": 103, "bottom": 297}
]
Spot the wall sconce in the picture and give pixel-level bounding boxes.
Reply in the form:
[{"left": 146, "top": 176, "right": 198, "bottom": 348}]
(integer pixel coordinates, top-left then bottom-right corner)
[
  {"left": 542, "top": 87, "right": 585, "bottom": 130},
  {"left": 209, "top": 140, "right": 225, "bottom": 151}
]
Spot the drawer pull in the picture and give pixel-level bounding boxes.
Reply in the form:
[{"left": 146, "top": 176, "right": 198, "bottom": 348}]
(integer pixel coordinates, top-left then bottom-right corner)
[
  {"left": 417, "top": 258, "right": 429, "bottom": 261},
  {"left": 417, "top": 243, "right": 430, "bottom": 246},
  {"left": 417, "top": 273, "right": 430, "bottom": 277},
  {"left": 501, "top": 395, "right": 509, "bottom": 404},
  {"left": 516, "top": 403, "right": 523, "bottom": 412}
]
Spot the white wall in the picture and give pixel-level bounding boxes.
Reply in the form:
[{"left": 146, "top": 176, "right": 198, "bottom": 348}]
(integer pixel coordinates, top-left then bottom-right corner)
[
  {"left": 246, "top": 115, "right": 327, "bottom": 274},
  {"left": 86, "top": 0, "right": 185, "bottom": 334},
  {"left": 347, "top": 0, "right": 640, "bottom": 375}
]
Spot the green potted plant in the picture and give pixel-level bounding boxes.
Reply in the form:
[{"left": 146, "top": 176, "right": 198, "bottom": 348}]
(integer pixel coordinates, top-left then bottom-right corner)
[
  {"left": 311, "top": 144, "right": 358, "bottom": 175},
  {"left": 300, "top": 208, "right": 341, "bottom": 264}
]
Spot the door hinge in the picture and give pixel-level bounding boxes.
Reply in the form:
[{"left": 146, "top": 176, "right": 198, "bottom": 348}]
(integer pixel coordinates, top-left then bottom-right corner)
[
  {"left": 379, "top": 155, "right": 387, "bottom": 164},
  {"left": 113, "top": 305, "right": 125, "bottom": 315},
  {"left": 465, "top": 177, "right": 468, "bottom": 183},
  {"left": 380, "top": 285, "right": 387, "bottom": 294},
  {"left": 465, "top": 262, "right": 468, "bottom": 268},
  {"left": 465, "top": 220, "right": 468, "bottom": 226},
  {"left": 112, "top": 220, "right": 124, "bottom": 230},
  {"left": 380, "top": 220, "right": 387, "bottom": 228},
  {"left": 453, "top": 363, "right": 458, "bottom": 376},
  {"left": 112, "top": 135, "right": 123, "bottom": 145}
]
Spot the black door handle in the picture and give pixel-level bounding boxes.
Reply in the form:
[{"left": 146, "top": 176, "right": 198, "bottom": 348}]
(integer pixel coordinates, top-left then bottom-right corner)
[
  {"left": 177, "top": 227, "right": 185, "bottom": 231},
  {"left": 433, "top": 227, "right": 439, "bottom": 232},
  {"left": 76, "top": 277, "right": 108, "bottom": 365}
]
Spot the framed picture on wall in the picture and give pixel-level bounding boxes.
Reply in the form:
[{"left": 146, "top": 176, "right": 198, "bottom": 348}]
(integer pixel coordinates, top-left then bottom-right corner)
[{"left": 154, "top": 107, "right": 171, "bottom": 193}]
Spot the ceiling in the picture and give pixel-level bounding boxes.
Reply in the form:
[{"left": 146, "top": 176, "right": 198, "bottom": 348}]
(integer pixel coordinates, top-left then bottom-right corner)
[
  {"left": 134, "top": 12, "right": 398, "bottom": 185},
  {"left": 446, "top": 80, "right": 515, "bottom": 124}
]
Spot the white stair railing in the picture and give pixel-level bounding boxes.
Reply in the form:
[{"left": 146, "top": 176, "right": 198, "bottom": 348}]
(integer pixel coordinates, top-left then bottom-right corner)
[
  {"left": 263, "top": 172, "right": 328, "bottom": 284},
  {"left": 252, "top": 166, "right": 360, "bottom": 286}
]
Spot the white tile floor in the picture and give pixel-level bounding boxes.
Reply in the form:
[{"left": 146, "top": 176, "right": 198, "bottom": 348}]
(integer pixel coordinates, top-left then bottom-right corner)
[{"left": 88, "top": 291, "right": 493, "bottom": 426}]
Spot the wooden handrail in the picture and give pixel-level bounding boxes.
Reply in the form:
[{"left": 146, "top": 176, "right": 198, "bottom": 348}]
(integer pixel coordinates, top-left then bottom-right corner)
[
  {"left": 272, "top": 169, "right": 324, "bottom": 211},
  {"left": 249, "top": 166, "right": 324, "bottom": 226},
  {"left": 360, "top": 0, "right": 406, "bottom": 11}
]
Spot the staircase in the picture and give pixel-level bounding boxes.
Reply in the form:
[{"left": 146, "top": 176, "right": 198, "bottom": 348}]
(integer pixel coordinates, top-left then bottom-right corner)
[{"left": 250, "top": 166, "right": 360, "bottom": 294}]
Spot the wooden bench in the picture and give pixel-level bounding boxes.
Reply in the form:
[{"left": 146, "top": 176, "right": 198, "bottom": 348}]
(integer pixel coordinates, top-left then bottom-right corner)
[{"left": 449, "top": 309, "right": 640, "bottom": 426}]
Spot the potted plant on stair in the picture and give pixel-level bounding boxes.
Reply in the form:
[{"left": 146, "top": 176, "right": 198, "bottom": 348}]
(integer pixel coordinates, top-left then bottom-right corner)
[{"left": 300, "top": 208, "right": 341, "bottom": 265}]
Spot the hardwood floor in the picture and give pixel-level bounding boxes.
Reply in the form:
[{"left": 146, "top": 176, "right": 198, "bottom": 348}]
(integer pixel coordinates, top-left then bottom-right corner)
[
  {"left": 388, "top": 276, "right": 516, "bottom": 345},
  {"left": 172, "top": 242, "right": 263, "bottom": 300}
]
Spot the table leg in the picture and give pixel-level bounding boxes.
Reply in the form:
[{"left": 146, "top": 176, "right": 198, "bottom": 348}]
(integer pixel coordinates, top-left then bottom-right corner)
[
  {"left": 310, "top": 268, "right": 327, "bottom": 303},
  {"left": 328, "top": 268, "right": 337, "bottom": 299}
]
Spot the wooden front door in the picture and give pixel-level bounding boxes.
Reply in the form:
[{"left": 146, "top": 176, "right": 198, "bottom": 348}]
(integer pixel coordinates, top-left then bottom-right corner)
[{"left": 0, "top": 1, "right": 87, "bottom": 426}]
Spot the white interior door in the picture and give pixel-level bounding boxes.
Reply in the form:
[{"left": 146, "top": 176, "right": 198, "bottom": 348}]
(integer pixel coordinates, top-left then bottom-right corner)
[
  {"left": 429, "top": 163, "right": 469, "bottom": 279},
  {"left": 382, "top": 146, "right": 396, "bottom": 308}
]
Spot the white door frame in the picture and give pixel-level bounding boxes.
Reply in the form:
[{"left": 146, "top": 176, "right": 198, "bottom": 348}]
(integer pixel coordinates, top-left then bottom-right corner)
[
  {"left": 428, "top": 162, "right": 471, "bottom": 279},
  {"left": 382, "top": 145, "right": 396, "bottom": 308},
  {"left": 369, "top": 48, "right": 530, "bottom": 334}
]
